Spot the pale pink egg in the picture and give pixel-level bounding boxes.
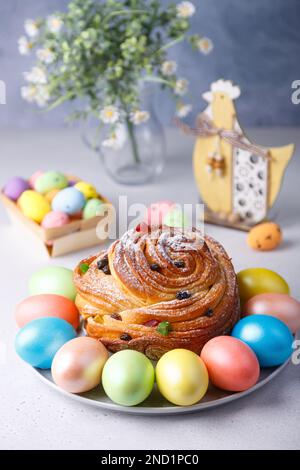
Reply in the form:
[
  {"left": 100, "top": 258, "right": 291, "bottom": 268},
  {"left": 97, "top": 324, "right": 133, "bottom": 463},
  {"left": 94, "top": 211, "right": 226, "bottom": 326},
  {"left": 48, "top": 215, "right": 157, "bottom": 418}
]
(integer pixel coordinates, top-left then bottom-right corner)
[
  {"left": 201, "top": 336, "right": 260, "bottom": 392},
  {"left": 29, "top": 170, "right": 43, "bottom": 189},
  {"left": 244, "top": 293, "right": 300, "bottom": 334},
  {"left": 41, "top": 211, "right": 70, "bottom": 229},
  {"left": 15, "top": 294, "right": 79, "bottom": 329},
  {"left": 144, "top": 200, "right": 175, "bottom": 226},
  {"left": 51, "top": 337, "right": 109, "bottom": 393}
]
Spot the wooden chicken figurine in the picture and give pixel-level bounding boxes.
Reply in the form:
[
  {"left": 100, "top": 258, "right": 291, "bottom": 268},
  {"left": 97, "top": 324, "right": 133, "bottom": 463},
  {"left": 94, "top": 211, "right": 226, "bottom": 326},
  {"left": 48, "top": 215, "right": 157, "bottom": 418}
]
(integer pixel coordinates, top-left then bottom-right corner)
[{"left": 187, "top": 79, "right": 295, "bottom": 229}]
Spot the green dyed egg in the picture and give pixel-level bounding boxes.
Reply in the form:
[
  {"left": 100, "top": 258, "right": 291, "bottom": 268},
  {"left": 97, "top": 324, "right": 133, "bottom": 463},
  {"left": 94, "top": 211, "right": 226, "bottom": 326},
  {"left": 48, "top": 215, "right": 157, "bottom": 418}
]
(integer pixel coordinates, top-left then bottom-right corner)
[
  {"left": 163, "top": 208, "right": 190, "bottom": 228},
  {"left": 35, "top": 171, "right": 68, "bottom": 194},
  {"left": 102, "top": 350, "right": 155, "bottom": 406},
  {"left": 28, "top": 266, "right": 76, "bottom": 301},
  {"left": 83, "top": 198, "right": 104, "bottom": 220}
]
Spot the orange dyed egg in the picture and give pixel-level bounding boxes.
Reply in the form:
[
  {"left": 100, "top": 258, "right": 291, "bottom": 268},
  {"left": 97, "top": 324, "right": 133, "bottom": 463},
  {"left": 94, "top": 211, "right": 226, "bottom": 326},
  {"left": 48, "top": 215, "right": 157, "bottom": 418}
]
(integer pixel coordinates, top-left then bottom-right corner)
[
  {"left": 201, "top": 336, "right": 260, "bottom": 392},
  {"left": 247, "top": 222, "right": 282, "bottom": 251},
  {"left": 15, "top": 294, "right": 80, "bottom": 329},
  {"left": 45, "top": 188, "right": 60, "bottom": 203}
]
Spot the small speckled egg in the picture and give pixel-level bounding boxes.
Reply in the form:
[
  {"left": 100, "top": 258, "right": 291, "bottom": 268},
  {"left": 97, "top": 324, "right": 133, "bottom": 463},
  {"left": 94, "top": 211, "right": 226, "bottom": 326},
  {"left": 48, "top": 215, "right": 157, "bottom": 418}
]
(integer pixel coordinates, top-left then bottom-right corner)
[
  {"left": 83, "top": 198, "right": 104, "bottom": 220},
  {"left": 29, "top": 266, "right": 76, "bottom": 301},
  {"left": 45, "top": 188, "right": 60, "bottom": 203},
  {"left": 3, "top": 177, "right": 30, "bottom": 201},
  {"left": 18, "top": 190, "right": 51, "bottom": 223},
  {"left": 201, "top": 336, "right": 260, "bottom": 392},
  {"left": 15, "top": 317, "right": 76, "bottom": 369},
  {"left": 52, "top": 187, "right": 86, "bottom": 215},
  {"left": 74, "top": 181, "right": 98, "bottom": 200},
  {"left": 35, "top": 171, "right": 68, "bottom": 194},
  {"left": 29, "top": 170, "right": 43, "bottom": 189},
  {"left": 52, "top": 337, "right": 109, "bottom": 393},
  {"left": 42, "top": 211, "right": 70, "bottom": 229},
  {"left": 15, "top": 294, "right": 79, "bottom": 329},
  {"left": 247, "top": 222, "right": 282, "bottom": 251}
]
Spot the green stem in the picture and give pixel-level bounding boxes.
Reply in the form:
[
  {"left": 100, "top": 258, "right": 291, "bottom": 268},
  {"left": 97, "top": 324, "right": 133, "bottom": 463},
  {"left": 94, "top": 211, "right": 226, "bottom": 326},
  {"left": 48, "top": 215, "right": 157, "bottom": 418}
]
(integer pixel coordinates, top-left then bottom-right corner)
[
  {"left": 125, "top": 117, "right": 140, "bottom": 165},
  {"left": 154, "top": 34, "right": 185, "bottom": 54}
]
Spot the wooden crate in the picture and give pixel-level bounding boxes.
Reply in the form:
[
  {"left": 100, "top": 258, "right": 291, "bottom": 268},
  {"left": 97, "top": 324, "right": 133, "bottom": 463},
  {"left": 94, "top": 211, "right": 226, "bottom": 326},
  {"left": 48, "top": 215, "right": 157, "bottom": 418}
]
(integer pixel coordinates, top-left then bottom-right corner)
[{"left": 0, "top": 186, "right": 113, "bottom": 257}]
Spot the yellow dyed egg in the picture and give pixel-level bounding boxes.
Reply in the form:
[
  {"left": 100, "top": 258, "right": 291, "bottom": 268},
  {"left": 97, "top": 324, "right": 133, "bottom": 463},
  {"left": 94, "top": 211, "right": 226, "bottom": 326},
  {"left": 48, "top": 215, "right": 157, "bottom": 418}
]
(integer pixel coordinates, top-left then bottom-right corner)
[
  {"left": 74, "top": 181, "right": 98, "bottom": 200},
  {"left": 18, "top": 190, "right": 51, "bottom": 223},
  {"left": 45, "top": 188, "right": 60, "bottom": 203},
  {"left": 156, "top": 349, "right": 209, "bottom": 406},
  {"left": 247, "top": 222, "right": 282, "bottom": 251},
  {"left": 237, "top": 267, "right": 289, "bottom": 305}
]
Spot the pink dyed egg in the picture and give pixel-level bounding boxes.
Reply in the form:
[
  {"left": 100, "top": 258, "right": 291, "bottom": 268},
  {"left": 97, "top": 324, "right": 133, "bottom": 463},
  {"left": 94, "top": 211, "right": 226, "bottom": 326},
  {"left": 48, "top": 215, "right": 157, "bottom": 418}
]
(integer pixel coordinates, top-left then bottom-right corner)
[
  {"left": 52, "top": 337, "right": 109, "bottom": 393},
  {"left": 42, "top": 211, "right": 70, "bottom": 229},
  {"left": 28, "top": 170, "right": 43, "bottom": 189},
  {"left": 201, "top": 336, "right": 260, "bottom": 392},
  {"left": 244, "top": 293, "right": 300, "bottom": 334},
  {"left": 145, "top": 200, "right": 175, "bottom": 226}
]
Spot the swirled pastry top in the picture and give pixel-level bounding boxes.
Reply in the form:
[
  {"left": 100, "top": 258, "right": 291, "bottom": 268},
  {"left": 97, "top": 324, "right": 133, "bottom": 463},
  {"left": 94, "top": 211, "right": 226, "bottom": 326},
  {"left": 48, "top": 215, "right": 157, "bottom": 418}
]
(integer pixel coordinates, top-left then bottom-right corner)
[{"left": 74, "top": 226, "right": 240, "bottom": 359}]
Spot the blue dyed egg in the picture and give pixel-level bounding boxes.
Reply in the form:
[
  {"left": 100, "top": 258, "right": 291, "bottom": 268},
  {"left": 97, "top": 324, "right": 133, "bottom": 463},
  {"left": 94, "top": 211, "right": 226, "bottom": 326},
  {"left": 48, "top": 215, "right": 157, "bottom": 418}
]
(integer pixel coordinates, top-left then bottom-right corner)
[
  {"left": 52, "top": 187, "right": 85, "bottom": 215},
  {"left": 231, "top": 314, "right": 293, "bottom": 367},
  {"left": 15, "top": 317, "right": 76, "bottom": 369}
]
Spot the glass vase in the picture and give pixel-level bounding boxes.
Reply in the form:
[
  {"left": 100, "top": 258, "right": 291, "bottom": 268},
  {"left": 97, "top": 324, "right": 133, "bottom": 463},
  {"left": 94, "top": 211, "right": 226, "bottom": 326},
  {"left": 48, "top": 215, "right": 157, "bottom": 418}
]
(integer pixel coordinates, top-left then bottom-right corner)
[{"left": 82, "top": 89, "right": 165, "bottom": 185}]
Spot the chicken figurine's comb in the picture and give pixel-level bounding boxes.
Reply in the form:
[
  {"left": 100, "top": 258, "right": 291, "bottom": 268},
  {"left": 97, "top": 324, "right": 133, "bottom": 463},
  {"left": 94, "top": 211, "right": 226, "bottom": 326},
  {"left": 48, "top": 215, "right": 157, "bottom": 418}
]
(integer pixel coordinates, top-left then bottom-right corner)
[{"left": 202, "top": 79, "right": 241, "bottom": 102}]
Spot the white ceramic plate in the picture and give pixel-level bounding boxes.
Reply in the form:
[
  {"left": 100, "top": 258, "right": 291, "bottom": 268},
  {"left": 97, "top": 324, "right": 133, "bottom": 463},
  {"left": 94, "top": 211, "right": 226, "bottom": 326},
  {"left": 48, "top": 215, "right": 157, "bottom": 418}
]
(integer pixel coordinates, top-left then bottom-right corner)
[{"left": 33, "top": 359, "right": 290, "bottom": 415}]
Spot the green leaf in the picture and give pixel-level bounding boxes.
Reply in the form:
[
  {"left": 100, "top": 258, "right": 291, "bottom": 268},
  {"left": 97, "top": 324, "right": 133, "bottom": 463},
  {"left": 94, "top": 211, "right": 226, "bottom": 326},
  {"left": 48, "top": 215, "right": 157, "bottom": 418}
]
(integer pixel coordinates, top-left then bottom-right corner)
[
  {"left": 104, "top": 9, "right": 148, "bottom": 23},
  {"left": 44, "top": 92, "right": 74, "bottom": 111}
]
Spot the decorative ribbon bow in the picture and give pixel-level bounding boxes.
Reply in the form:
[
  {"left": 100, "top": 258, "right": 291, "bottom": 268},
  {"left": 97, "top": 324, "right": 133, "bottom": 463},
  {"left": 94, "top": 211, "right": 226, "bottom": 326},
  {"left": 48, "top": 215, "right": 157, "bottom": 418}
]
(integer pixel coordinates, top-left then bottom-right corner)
[{"left": 174, "top": 114, "right": 271, "bottom": 161}]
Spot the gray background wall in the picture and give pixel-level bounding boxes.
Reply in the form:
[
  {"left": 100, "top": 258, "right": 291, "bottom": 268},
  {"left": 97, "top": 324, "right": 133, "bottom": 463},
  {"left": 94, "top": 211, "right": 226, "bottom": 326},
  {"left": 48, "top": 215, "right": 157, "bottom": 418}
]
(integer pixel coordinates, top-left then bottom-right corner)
[{"left": 0, "top": 0, "right": 300, "bottom": 128}]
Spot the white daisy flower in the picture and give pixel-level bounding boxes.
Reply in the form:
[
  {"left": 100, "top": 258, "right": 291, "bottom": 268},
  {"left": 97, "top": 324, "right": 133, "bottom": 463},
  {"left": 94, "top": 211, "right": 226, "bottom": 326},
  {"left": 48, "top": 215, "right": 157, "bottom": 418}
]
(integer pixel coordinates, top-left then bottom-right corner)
[
  {"left": 102, "top": 125, "right": 126, "bottom": 150},
  {"left": 21, "top": 85, "right": 37, "bottom": 103},
  {"left": 129, "top": 110, "right": 150, "bottom": 125},
  {"left": 35, "top": 86, "right": 50, "bottom": 107},
  {"left": 18, "top": 36, "right": 33, "bottom": 55},
  {"left": 99, "top": 105, "right": 119, "bottom": 124},
  {"left": 176, "top": 103, "right": 192, "bottom": 118},
  {"left": 47, "top": 15, "right": 63, "bottom": 34},
  {"left": 174, "top": 78, "right": 189, "bottom": 96},
  {"left": 161, "top": 60, "right": 177, "bottom": 77},
  {"left": 24, "top": 66, "right": 47, "bottom": 85},
  {"left": 24, "top": 19, "right": 39, "bottom": 38},
  {"left": 21, "top": 85, "right": 50, "bottom": 107},
  {"left": 198, "top": 37, "right": 214, "bottom": 55},
  {"left": 36, "top": 48, "right": 55, "bottom": 64},
  {"left": 176, "top": 1, "right": 196, "bottom": 18}
]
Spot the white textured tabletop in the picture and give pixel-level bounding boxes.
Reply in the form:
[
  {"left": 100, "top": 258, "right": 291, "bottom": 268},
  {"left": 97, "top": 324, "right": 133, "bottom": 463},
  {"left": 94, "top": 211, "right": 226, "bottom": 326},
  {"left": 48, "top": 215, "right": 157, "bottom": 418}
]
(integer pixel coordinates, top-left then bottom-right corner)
[{"left": 0, "top": 127, "right": 299, "bottom": 450}]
